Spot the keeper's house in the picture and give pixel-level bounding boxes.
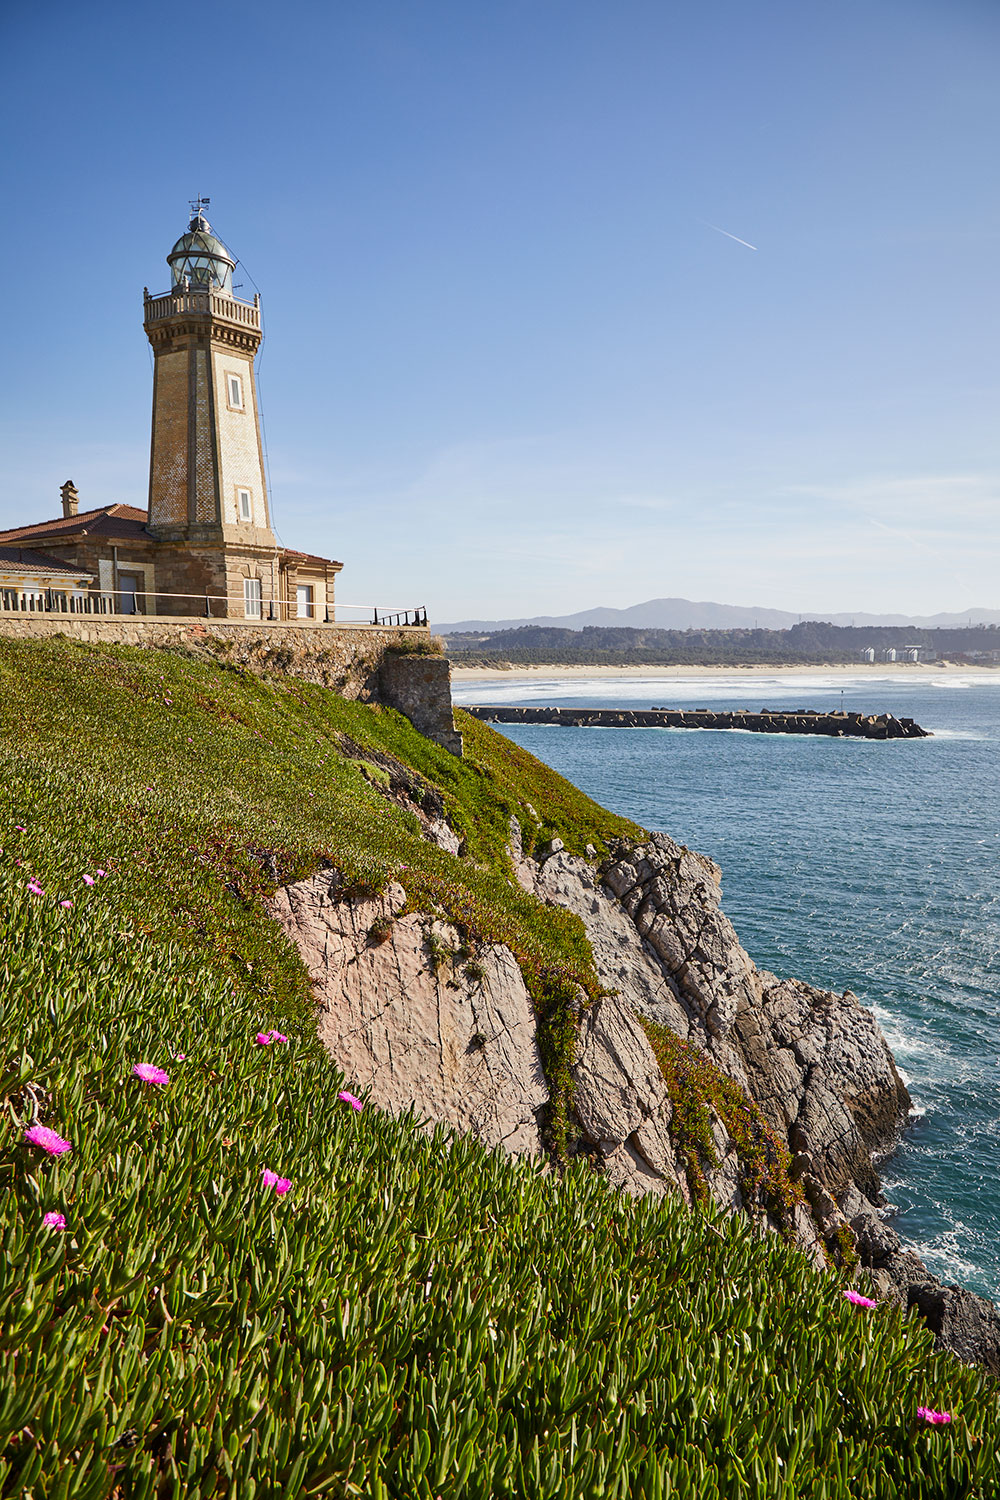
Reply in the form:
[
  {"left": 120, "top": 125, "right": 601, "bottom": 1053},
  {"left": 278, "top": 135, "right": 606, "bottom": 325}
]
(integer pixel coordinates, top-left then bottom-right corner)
[{"left": 0, "top": 207, "right": 348, "bottom": 624}]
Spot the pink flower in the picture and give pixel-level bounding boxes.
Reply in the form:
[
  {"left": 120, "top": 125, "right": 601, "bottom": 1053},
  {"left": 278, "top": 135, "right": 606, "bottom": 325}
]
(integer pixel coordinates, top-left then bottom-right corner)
[
  {"left": 24, "top": 1125, "right": 72, "bottom": 1156},
  {"left": 82, "top": 875, "right": 95, "bottom": 887},
  {"left": 95, "top": 869, "right": 107, "bottom": 878},
  {"left": 60, "top": 900, "right": 73, "bottom": 909},
  {"left": 255, "top": 1030, "right": 288, "bottom": 1046},
  {"left": 28, "top": 881, "right": 44, "bottom": 897},
  {"left": 42, "top": 1211, "right": 66, "bottom": 1230},
  {"left": 260, "top": 1168, "right": 291, "bottom": 1195},
  {"left": 132, "top": 1063, "right": 170, "bottom": 1086},
  {"left": 843, "top": 1290, "right": 877, "bottom": 1309},
  {"left": 171, "top": 1052, "right": 187, "bottom": 1061},
  {"left": 338, "top": 1090, "right": 363, "bottom": 1112},
  {"left": 917, "top": 1407, "right": 952, "bottom": 1425},
  {"left": 14, "top": 825, "right": 26, "bottom": 832}
]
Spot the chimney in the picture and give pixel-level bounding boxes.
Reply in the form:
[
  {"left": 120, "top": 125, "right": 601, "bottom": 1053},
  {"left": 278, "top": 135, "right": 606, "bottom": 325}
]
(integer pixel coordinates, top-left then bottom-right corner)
[{"left": 60, "top": 480, "right": 79, "bottom": 518}]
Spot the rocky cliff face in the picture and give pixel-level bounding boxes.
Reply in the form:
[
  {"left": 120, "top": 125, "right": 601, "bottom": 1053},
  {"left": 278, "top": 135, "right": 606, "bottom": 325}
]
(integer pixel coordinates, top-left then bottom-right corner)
[{"left": 269, "top": 820, "right": 1000, "bottom": 1374}]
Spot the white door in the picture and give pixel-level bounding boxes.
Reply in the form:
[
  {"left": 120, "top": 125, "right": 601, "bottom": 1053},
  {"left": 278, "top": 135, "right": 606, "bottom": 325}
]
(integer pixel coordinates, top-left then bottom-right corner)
[{"left": 296, "top": 584, "right": 314, "bottom": 619}]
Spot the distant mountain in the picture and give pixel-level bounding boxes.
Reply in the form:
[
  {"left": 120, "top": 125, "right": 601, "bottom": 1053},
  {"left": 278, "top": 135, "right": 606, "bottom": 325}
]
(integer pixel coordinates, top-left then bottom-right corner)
[{"left": 437, "top": 598, "right": 1000, "bottom": 635}]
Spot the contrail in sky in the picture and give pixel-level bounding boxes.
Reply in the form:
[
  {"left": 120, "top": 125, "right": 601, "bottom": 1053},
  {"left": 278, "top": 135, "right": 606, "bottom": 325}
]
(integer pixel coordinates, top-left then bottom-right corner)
[{"left": 700, "top": 220, "right": 758, "bottom": 251}]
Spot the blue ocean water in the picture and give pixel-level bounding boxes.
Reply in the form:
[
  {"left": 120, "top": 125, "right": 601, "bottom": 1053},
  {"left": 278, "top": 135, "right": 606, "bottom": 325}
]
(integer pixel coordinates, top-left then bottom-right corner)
[{"left": 453, "top": 671, "right": 1000, "bottom": 1300}]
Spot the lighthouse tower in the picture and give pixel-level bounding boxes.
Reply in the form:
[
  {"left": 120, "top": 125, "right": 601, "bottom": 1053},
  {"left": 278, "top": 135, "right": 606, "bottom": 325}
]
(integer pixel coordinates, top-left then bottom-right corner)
[{"left": 143, "top": 202, "right": 277, "bottom": 613}]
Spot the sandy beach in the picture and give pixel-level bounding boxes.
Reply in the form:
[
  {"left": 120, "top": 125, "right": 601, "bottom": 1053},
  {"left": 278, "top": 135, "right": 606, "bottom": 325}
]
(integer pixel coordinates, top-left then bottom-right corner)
[{"left": 451, "top": 661, "right": 998, "bottom": 683}]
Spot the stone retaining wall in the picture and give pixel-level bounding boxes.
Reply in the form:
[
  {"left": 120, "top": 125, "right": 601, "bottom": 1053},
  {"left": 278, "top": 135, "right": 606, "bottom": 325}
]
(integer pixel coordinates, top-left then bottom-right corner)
[{"left": 0, "top": 615, "right": 462, "bottom": 753}]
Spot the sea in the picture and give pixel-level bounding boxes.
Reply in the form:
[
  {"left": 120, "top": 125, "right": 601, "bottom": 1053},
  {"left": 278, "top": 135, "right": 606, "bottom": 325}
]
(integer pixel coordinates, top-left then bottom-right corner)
[{"left": 452, "top": 670, "right": 1000, "bottom": 1302}]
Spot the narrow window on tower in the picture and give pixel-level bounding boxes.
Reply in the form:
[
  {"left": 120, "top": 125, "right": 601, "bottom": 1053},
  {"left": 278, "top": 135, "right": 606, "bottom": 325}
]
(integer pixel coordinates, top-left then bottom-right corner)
[
  {"left": 237, "top": 488, "right": 252, "bottom": 522},
  {"left": 227, "top": 374, "right": 244, "bottom": 409}
]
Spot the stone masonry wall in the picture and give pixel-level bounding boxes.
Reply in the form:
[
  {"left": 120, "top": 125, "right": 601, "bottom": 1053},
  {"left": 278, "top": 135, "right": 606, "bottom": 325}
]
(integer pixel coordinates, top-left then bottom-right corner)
[
  {"left": 379, "top": 651, "right": 463, "bottom": 755},
  {"left": 0, "top": 615, "right": 462, "bottom": 752}
]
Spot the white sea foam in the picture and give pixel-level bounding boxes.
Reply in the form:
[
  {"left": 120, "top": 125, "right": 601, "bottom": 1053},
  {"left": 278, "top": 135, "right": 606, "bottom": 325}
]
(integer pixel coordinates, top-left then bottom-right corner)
[
  {"left": 453, "top": 670, "right": 1000, "bottom": 708},
  {"left": 870, "top": 1006, "right": 938, "bottom": 1069},
  {"left": 907, "top": 1232, "right": 996, "bottom": 1299},
  {"left": 455, "top": 673, "right": 904, "bottom": 705},
  {"left": 922, "top": 727, "right": 990, "bottom": 741}
]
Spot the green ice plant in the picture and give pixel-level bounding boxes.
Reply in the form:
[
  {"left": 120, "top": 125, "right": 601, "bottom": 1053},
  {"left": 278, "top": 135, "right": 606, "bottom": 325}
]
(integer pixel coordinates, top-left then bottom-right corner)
[{"left": 0, "top": 637, "right": 997, "bottom": 1498}]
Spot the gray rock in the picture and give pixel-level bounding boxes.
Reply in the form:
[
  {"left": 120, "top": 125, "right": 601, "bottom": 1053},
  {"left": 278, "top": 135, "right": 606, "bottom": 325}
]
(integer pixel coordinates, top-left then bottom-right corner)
[
  {"left": 268, "top": 874, "right": 547, "bottom": 1155},
  {"left": 571, "top": 994, "right": 671, "bottom": 1146},
  {"left": 570, "top": 994, "right": 688, "bottom": 1200},
  {"left": 534, "top": 851, "right": 690, "bottom": 1040},
  {"left": 904, "top": 1281, "right": 1000, "bottom": 1377},
  {"left": 423, "top": 816, "right": 461, "bottom": 855}
]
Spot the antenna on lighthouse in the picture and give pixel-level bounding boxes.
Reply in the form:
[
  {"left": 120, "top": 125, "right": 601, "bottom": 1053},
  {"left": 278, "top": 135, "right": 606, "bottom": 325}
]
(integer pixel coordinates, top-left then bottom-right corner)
[{"left": 188, "top": 195, "right": 211, "bottom": 221}]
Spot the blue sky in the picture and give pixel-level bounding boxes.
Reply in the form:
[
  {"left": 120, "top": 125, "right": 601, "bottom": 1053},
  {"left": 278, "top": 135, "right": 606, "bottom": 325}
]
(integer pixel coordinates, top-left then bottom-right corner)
[{"left": 1, "top": 0, "right": 997, "bottom": 622}]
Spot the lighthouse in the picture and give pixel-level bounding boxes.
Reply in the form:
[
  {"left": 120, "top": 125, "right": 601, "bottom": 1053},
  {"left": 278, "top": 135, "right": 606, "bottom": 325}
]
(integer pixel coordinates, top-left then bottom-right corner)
[
  {"left": 143, "top": 200, "right": 280, "bottom": 614},
  {"left": 0, "top": 200, "right": 342, "bottom": 623}
]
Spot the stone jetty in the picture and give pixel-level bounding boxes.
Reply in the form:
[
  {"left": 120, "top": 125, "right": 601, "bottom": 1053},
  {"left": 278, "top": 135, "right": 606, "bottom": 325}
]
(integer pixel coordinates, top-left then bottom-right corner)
[{"left": 467, "top": 705, "right": 930, "bottom": 739}]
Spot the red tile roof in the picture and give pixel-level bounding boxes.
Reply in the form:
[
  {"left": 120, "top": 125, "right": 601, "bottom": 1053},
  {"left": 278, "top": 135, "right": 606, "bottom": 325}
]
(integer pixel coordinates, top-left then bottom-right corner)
[
  {"left": 285, "top": 547, "right": 344, "bottom": 570},
  {"left": 0, "top": 508, "right": 343, "bottom": 571},
  {"left": 0, "top": 505, "right": 150, "bottom": 546},
  {"left": 0, "top": 547, "right": 93, "bottom": 577}
]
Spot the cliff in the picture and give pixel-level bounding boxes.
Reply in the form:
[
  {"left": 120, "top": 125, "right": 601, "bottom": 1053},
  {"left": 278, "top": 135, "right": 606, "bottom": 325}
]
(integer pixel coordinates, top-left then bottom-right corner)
[{"left": 271, "top": 753, "right": 1000, "bottom": 1374}]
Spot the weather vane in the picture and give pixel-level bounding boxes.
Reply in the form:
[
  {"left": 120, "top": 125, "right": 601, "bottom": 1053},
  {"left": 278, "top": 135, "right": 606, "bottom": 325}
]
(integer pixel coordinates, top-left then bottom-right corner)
[{"left": 188, "top": 194, "right": 211, "bottom": 219}]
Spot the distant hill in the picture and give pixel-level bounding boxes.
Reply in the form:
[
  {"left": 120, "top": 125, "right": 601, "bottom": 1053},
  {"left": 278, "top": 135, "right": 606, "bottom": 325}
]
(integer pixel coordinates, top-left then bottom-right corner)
[
  {"left": 444, "top": 619, "right": 1000, "bottom": 668},
  {"left": 437, "top": 597, "right": 1000, "bottom": 635}
]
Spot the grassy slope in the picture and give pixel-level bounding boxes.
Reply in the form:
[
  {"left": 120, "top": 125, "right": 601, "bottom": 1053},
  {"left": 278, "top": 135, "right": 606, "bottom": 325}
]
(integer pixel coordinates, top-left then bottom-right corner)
[{"left": 0, "top": 637, "right": 996, "bottom": 1500}]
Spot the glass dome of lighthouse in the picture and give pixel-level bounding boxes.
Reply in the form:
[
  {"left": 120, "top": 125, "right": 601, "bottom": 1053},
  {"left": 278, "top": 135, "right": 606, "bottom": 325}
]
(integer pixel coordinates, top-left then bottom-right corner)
[{"left": 167, "top": 201, "right": 236, "bottom": 295}]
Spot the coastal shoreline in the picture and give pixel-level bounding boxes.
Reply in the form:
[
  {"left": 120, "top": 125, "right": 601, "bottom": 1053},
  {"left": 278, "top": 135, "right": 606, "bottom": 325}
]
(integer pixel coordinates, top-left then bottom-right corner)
[{"left": 451, "top": 661, "right": 999, "bottom": 683}]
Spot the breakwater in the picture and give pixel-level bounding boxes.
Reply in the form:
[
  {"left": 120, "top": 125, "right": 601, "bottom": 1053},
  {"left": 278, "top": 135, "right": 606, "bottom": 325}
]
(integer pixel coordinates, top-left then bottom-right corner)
[{"left": 467, "top": 705, "right": 930, "bottom": 739}]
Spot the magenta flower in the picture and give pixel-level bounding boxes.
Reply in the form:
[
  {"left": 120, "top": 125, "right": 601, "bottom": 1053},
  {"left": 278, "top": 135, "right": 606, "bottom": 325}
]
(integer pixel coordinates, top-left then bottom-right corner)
[
  {"left": 255, "top": 1030, "right": 288, "bottom": 1046},
  {"left": 60, "top": 900, "right": 73, "bottom": 909},
  {"left": 28, "top": 881, "right": 44, "bottom": 897},
  {"left": 843, "top": 1290, "right": 877, "bottom": 1309},
  {"left": 338, "top": 1090, "right": 363, "bottom": 1112},
  {"left": 917, "top": 1407, "right": 952, "bottom": 1425},
  {"left": 95, "top": 869, "right": 107, "bottom": 878},
  {"left": 171, "top": 1051, "right": 187, "bottom": 1061},
  {"left": 42, "top": 1211, "right": 67, "bottom": 1230},
  {"left": 24, "top": 1125, "right": 72, "bottom": 1156},
  {"left": 260, "top": 1168, "right": 291, "bottom": 1195},
  {"left": 14, "top": 825, "right": 26, "bottom": 832},
  {"left": 132, "top": 1063, "right": 170, "bottom": 1086},
  {"left": 82, "top": 874, "right": 95, "bottom": 887}
]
